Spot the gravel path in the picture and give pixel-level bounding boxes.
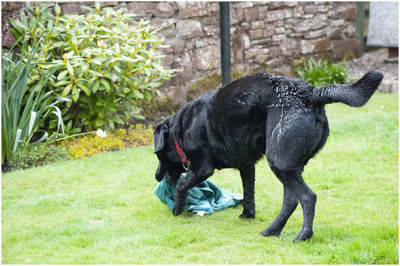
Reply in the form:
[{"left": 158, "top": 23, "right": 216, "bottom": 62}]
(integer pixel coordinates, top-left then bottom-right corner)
[{"left": 347, "top": 48, "right": 398, "bottom": 93}]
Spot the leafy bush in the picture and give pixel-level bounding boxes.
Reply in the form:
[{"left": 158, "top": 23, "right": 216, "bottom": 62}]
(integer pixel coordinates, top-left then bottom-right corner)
[
  {"left": 67, "top": 124, "right": 153, "bottom": 159},
  {"left": 8, "top": 140, "right": 70, "bottom": 170},
  {"left": 298, "top": 58, "right": 349, "bottom": 87},
  {"left": 2, "top": 35, "right": 68, "bottom": 164},
  {"left": 10, "top": 2, "right": 176, "bottom": 132}
]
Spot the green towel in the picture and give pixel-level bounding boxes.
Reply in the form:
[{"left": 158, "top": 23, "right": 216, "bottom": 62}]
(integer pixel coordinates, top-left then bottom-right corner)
[{"left": 154, "top": 174, "right": 243, "bottom": 215}]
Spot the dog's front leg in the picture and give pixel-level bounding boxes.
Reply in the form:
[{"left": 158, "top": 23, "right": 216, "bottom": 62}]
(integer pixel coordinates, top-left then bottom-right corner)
[
  {"left": 239, "top": 165, "right": 256, "bottom": 218},
  {"left": 173, "top": 166, "right": 214, "bottom": 216}
]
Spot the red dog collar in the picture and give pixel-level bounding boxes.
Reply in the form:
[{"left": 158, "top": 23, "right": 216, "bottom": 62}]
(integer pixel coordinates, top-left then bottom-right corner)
[{"left": 173, "top": 137, "right": 191, "bottom": 170}]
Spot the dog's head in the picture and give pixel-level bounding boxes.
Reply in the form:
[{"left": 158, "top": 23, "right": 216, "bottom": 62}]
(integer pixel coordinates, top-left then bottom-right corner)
[{"left": 153, "top": 118, "right": 185, "bottom": 184}]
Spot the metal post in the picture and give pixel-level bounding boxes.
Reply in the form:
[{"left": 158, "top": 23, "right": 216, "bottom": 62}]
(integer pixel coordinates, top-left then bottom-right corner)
[
  {"left": 355, "top": 2, "right": 365, "bottom": 56},
  {"left": 220, "top": 2, "right": 231, "bottom": 86}
]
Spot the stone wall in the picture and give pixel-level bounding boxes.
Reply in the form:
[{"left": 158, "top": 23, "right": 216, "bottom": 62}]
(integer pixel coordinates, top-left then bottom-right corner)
[{"left": 2, "top": 1, "right": 359, "bottom": 103}]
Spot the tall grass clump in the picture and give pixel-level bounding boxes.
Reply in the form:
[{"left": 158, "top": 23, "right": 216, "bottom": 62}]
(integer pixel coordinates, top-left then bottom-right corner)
[
  {"left": 1, "top": 35, "right": 69, "bottom": 165},
  {"left": 298, "top": 58, "right": 349, "bottom": 87}
]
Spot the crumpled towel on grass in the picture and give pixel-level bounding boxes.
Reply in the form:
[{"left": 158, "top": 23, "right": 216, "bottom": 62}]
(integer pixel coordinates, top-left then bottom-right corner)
[{"left": 154, "top": 174, "right": 243, "bottom": 215}]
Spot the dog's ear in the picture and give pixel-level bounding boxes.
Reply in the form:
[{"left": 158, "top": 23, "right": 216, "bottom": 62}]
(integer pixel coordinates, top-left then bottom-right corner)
[{"left": 154, "top": 123, "right": 169, "bottom": 153}]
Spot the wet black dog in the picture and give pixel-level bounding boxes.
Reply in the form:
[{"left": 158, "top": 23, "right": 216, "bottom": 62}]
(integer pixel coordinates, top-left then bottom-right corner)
[{"left": 153, "top": 70, "right": 383, "bottom": 241}]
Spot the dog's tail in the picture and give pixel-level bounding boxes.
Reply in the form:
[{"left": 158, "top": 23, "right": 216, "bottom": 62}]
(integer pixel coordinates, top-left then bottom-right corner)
[{"left": 310, "top": 70, "right": 383, "bottom": 107}]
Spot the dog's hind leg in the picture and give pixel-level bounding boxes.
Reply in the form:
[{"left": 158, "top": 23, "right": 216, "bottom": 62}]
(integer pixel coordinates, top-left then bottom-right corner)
[
  {"left": 267, "top": 167, "right": 316, "bottom": 241},
  {"left": 239, "top": 164, "right": 256, "bottom": 218},
  {"left": 261, "top": 184, "right": 298, "bottom": 236},
  {"left": 264, "top": 111, "right": 323, "bottom": 241}
]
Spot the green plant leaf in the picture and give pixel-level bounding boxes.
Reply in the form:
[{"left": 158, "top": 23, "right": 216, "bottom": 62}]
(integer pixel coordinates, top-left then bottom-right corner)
[
  {"left": 71, "top": 86, "right": 79, "bottom": 102},
  {"left": 95, "top": 119, "right": 104, "bottom": 127},
  {"left": 77, "top": 84, "right": 90, "bottom": 96},
  {"left": 133, "top": 114, "right": 145, "bottom": 120},
  {"left": 57, "top": 70, "right": 69, "bottom": 80},
  {"left": 9, "top": 18, "right": 29, "bottom": 32},
  {"left": 67, "top": 63, "right": 74, "bottom": 77},
  {"left": 93, "top": 81, "right": 100, "bottom": 93},
  {"left": 61, "top": 84, "right": 73, "bottom": 97},
  {"left": 134, "top": 90, "right": 144, "bottom": 99},
  {"left": 100, "top": 79, "right": 111, "bottom": 94}
]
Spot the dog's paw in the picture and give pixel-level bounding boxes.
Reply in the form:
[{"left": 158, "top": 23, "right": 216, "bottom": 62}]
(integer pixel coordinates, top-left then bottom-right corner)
[
  {"left": 293, "top": 230, "right": 313, "bottom": 242},
  {"left": 260, "top": 227, "right": 281, "bottom": 237},
  {"left": 172, "top": 206, "right": 184, "bottom": 216},
  {"left": 239, "top": 211, "right": 255, "bottom": 219}
]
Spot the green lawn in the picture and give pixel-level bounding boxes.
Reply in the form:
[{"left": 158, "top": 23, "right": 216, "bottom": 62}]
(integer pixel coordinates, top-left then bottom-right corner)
[{"left": 2, "top": 93, "right": 398, "bottom": 264}]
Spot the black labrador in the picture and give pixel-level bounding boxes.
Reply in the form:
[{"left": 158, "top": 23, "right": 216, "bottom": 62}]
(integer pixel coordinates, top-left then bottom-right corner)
[{"left": 153, "top": 70, "right": 383, "bottom": 241}]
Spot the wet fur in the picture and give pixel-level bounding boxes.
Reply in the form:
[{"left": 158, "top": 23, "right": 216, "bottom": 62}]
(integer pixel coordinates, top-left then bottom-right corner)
[{"left": 154, "top": 70, "right": 383, "bottom": 241}]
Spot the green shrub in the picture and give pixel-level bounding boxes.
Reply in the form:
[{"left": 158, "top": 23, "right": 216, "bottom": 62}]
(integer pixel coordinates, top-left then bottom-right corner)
[
  {"left": 67, "top": 124, "right": 153, "bottom": 159},
  {"left": 298, "top": 58, "right": 349, "bottom": 87},
  {"left": 10, "top": 2, "right": 176, "bottom": 132},
  {"left": 8, "top": 140, "right": 70, "bottom": 170},
  {"left": 1, "top": 35, "right": 68, "bottom": 164}
]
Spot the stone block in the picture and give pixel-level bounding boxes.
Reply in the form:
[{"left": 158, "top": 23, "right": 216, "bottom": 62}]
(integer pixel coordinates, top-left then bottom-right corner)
[
  {"left": 203, "top": 25, "right": 219, "bottom": 37},
  {"left": 195, "top": 38, "right": 217, "bottom": 49},
  {"left": 257, "top": 5, "right": 269, "bottom": 19},
  {"left": 177, "top": 2, "right": 209, "bottom": 19},
  {"left": 156, "top": 2, "right": 178, "bottom": 18},
  {"left": 272, "top": 34, "right": 285, "bottom": 42},
  {"left": 244, "top": 7, "right": 260, "bottom": 21},
  {"left": 263, "top": 24, "right": 276, "bottom": 37},
  {"left": 194, "top": 45, "right": 220, "bottom": 70},
  {"left": 281, "top": 38, "right": 298, "bottom": 55},
  {"left": 126, "top": 2, "right": 158, "bottom": 18},
  {"left": 230, "top": 6, "right": 244, "bottom": 24},
  {"left": 252, "top": 38, "right": 272, "bottom": 46},
  {"left": 176, "top": 20, "right": 202, "bottom": 39},
  {"left": 235, "top": 2, "right": 254, "bottom": 8},
  {"left": 330, "top": 3, "right": 357, "bottom": 21},
  {"left": 293, "top": 5, "right": 304, "bottom": 18},
  {"left": 268, "top": 2, "right": 283, "bottom": 10},
  {"left": 163, "top": 38, "right": 186, "bottom": 53},
  {"left": 241, "top": 34, "right": 251, "bottom": 49},
  {"left": 61, "top": 4, "right": 87, "bottom": 14},
  {"left": 275, "top": 27, "right": 286, "bottom": 34},
  {"left": 251, "top": 20, "right": 264, "bottom": 29},
  {"left": 311, "top": 14, "right": 328, "bottom": 30},
  {"left": 295, "top": 20, "right": 313, "bottom": 32},
  {"left": 330, "top": 19, "right": 345, "bottom": 27},
  {"left": 161, "top": 54, "right": 175, "bottom": 66},
  {"left": 268, "top": 46, "right": 281, "bottom": 58},
  {"left": 305, "top": 28, "right": 327, "bottom": 39},
  {"left": 2, "top": 2, "right": 24, "bottom": 11},
  {"left": 265, "top": 57, "right": 285, "bottom": 68},
  {"left": 327, "top": 27, "right": 342, "bottom": 39},
  {"left": 244, "top": 48, "right": 258, "bottom": 59},
  {"left": 249, "top": 29, "right": 264, "bottom": 40},
  {"left": 332, "top": 38, "right": 360, "bottom": 59},
  {"left": 300, "top": 38, "right": 331, "bottom": 54},
  {"left": 304, "top": 4, "right": 318, "bottom": 13},
  {"left": 265, "top": 9, "right": 292, "bottom": 22}
]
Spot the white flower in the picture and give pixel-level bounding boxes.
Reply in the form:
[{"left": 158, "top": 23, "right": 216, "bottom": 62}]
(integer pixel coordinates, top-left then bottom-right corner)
[
  {"left": 96, "top": 129, "right": 107, "bottom": 138},
  {"left": 380, "top": 105, "right": 384, "bottom": 109}
]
